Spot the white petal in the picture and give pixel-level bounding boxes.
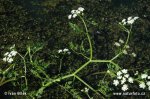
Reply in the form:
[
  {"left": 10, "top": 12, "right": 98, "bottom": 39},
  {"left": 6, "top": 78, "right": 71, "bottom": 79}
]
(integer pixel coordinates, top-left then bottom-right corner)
[
  {"left": 10, "top": 50, "right": 17, "bottom": 56},
  {"left": 146, "top": 81, "right": 150, "bottom": 86},
  {"left": 128, "top": 16, "right": 132, "bottom": 21},
  {"left": 128, "top": 77, "right": 133, "bottom": 83},
  {"left": 71, "top": 10, "right": 76, "bottom": 14},
  {"left": 68, "top": 15, "right": 72, "bottom": 19},
  {"left": 123, "top": 50, "right": 128, "bottom": 55},
  {"left": 122, "top": 84, "right": 128, "bottom": 91},
  {"left": 78, "top": 7, "right": 84, "bottom": 12},
  {"left": 7, "top": 58, "right": 13, "bottom": 63},
  {"left": 114, "top": 42, "right": 120, "bottom": 47},
  {"left": 133, "top": 17, "right": 139, "bottom": 20},
  {"left": 127, "top": 19, "right": 134, "bottom": 24},
  {"left": 124, "top": 74, "right": 129, "bottom": 78},
  {"left": 139, "top": 82, "right": 146, "bottom": 89},
  {"left": 113, "top": 80, "right": 119, "bottom": 86},
  {"left": 119, "top": 39, "right": 124, "bottom": 44},
  {"left": 122, "top": 19, "right": 126, "bottom": 23},
  {"left": 141, "top": 74, "right": 148, "bottom": 79},
  {"left": 4, "top": 52, "right": 9, "bottom": 56},
  {"left": 121, "top": 69, "right": 128, "bottom": 74},
  {"left": 2, "top": 57, "right": 7, "bottom": 62},
  {"left": 63, "top": 48, "right": 69, "bottom": 52},
  {"left": 117, "top": 71, "right": 122, "bottom": 76},
  {"left": 72, "top": 14, "right": 77, "bottom": 18},
  {"left": 58, "top": 49, "right": 63, "bottom": 53}
]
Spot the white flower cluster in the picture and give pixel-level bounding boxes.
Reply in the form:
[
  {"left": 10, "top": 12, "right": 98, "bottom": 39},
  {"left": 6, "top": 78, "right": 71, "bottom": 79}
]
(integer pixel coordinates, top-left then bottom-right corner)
[
  {"left": 121, "top": 16, "right": 139, "bottom": 25},
  {"left": 58, "top": 48, "right": 71, "bottom": 54},
  {"left": 68, "top": 7, "right": 84, "bottom": 19},
  {"left": 113, "top": 69, "right": 134, "bottom": 91},
  {"left": 114, "top": 39, "right": 136, "bottom": 57},
  {"left": 114, "top": 39, "right": 124, "bottom": 47},
  {"left": 3, "top": 49, "right": 17, "bottom": 63},
  {"left": 139, "top": 73, "right": 150, "bottom": 90},
  {"left": 81, "top": 87, "right": 89, "bottom": 93}
]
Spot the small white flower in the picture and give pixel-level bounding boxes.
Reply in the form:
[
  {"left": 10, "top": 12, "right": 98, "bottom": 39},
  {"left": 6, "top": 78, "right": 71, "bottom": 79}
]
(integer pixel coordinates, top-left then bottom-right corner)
[
  {"left": 146, "top": 81, "right": 150, "bottom": 86},
  {"left": 78, "top": 7, "right": 84, "bottom": 12},
  {"left": 133, "top": 17, "right": 139, "bottom": 20},
  {"left": 68, "top": 15, "right": 72, "bottom": 19},
  {"left": 123, "top": 22, "right": 127, "bottom": 25},
  {"left": 131, "top": 53, "right": 136, "bottom": 57},
  {"left": 2, "top": 57, "right": 7, "bottom": 62},
  {"left": 122, "top": 19, "right": 126, "bottom": 23},
  {"left": 72, "top": 14, "right": 77, "bottom": 18},
  {"left": 63, "top": 48, "right": 69, "bottom": 52},
  {"left": 125, "top": 45, "right": 130, "bottom": 49},
  {"left": 124, "top": 74, "right": 129, "bottom": 78},
  {"left": 148, "top": 76, "right": 150, "bottom": 79},
  {"left": 127, "top": 19, "right": 134, "bottom": 24},
  {"left": 58, "top": 49, "right": 63, "bottom": 53},
  {"left": 7, "top": 54, "right": 12, "bottom": 58},
  {"left": 117, "top": 76, "right": 122, "bottom": 79},
  {"left": 119, "top": 39, "right": 124, "bottom": 44},
  {"left": 114, "top": 42, "right": 120, "bottom": 47},
  {"left": 71, "top": 10, "right": 76, "bottom": 14},
  {"left": 84, "top": 87, "right": 89, "bottom": 93},
  {"left": 107, "top": 70, "right": 110, "bottom": 73},
  {"left": 121, "top": 69, "right": 128, "bottom": 74},
  {"left": 7, "top": 58, "right": 13, "bottom": 63},
  {"left": 127, "top": 16, "right": 132, "bottom": 21},
  {"left": 134, "top": 71, "right": 138, "bottom": 75},
  {"left": 117, "top": 71, "right": 122, "bottom": 76},
  {"left": 128, "top": 77, "right": 133, "bottom": 83},
  {"left": 122, "top": 84, "right": 128, "bottom": 91},
  {"left": 123, "top": 50, "right": 128, "bottom": 55},
  {"left": 121, "top": 77, "right": 126, "bottom": 84},
  {"left": 76, "top": 10, "right": 81, "bottom": 14},
  {"left": 67, "top": 52, "right": 71, "bottom": 54},
  {"left": 4, "top": 52, "right": 9, "bottom": 56},
  {"left": 113, "top": 80, "right": 119, "bottom": 86},
  {"left": 121, "top": 19, "right": 126, "bottom": 25},
  {"left": 139, "top": 82, "right": 146, "bottom": 89},
  {"left": 10, "top": 44, "right": 15, "bottom": 49},
  {"left": 141, "top": 74, "right": 148, "bottom": 79},
  {"left": 10, "top": 50, "right": 17, "bottom": 56}
]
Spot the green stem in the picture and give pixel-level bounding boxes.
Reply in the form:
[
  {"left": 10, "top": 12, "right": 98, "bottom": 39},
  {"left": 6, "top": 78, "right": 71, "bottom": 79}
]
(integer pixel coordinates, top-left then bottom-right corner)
[
  {"left": 73, "top": 61, "right": 91, "bottom": 74},
  {"left": 71, "top": 48, "right": 89, "bottom": 59},
  {"left": 91, "top": 60, "right": 110, "bottom": 63},
  {"left": 36, "top": 73, "right": 74, "bottom": 96},
  {"left": 110, "top": 61, "right": 121, "bottom": 69},
  {"left": 79, "top": 16, "right": 93, "bottom": 60},
  {"left": 17, "top": 52, "right": 28, "bottom": 89},
  {"left": 3, "top": 64, "right": 15, "bottom": 74},
  {"left": 59, "top": 57, "right": 63, "bottom": 73},
  {"left": 0, "top": 78, "right": 16, "bottom": 86},
  {"left": 111, "top": 26, "right": 131, "bottom": 61},
  {"left": 74, "top": 75, "right": 101, "bottom": 96}
]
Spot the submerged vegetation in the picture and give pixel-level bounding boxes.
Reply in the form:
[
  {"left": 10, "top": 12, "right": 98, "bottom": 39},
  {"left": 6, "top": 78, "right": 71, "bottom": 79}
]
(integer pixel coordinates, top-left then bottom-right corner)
[{"left": 0, "top": 0, "right": 150, "bottom": 99}]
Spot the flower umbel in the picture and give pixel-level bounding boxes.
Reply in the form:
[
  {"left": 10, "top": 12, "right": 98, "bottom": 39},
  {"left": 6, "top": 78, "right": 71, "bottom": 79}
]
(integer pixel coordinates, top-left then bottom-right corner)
[
  {"left": 68, "top": 7, "right": 84, "bottom": 19},
  {"left": 121, "top": 16, "right": 139, "bottom": 25},
  {"left": 2, "top": 47, "right": 17, "bottom": 63}
]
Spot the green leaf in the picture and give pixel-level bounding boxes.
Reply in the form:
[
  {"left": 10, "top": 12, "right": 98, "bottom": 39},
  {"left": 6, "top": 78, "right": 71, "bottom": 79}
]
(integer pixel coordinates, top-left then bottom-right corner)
[{"left": 69, "top": 22, "right": 83, "bottom": 34}]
